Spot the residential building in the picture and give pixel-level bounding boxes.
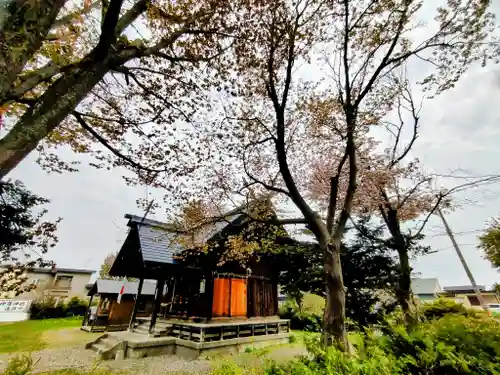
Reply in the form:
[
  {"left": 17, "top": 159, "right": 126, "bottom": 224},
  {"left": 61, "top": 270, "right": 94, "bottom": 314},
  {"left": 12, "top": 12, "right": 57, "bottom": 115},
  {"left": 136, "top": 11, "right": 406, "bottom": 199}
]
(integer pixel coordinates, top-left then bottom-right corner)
[
  {"left": 442, "top": 285, "right": 500, "bottom": 309},
  {"left": 12, "top": 266, "right": 95, "bottom": 302},
  {"left": 411, "top": 278, "right": 443, "bottom": 303}
]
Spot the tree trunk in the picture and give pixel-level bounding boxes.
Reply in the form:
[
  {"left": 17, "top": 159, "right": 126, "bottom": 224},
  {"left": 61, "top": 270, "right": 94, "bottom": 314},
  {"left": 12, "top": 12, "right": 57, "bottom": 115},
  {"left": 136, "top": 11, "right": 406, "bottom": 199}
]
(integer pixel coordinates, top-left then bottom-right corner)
[
  {"left": 322, "top": 241, "right": 349, "bottom": 351},
  {"left": 395, "top": 246, "right": 416, "bottom": 327},
  {"left": 0, "top": 60, "right": 111, "bottom": 178},
  {"left": 0, "top": 0, "right": 67, "bottom": 104},
  {"left": 384, "top": 209, "right": 417, "bottom": 327}
]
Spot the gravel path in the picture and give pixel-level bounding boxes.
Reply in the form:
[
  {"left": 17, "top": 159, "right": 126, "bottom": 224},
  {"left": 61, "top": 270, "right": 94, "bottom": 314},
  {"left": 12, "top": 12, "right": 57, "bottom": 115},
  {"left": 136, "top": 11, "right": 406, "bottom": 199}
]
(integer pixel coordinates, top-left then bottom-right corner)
[{"left": 0, "top": 347, "right": 212, "bottom": 374}]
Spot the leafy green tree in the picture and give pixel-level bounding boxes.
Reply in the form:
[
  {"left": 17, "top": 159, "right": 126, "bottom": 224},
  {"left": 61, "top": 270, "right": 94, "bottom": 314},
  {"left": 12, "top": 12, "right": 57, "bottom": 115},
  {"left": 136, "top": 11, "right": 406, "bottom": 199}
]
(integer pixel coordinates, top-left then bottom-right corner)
[
  {"left": 0, "top": 179, "right": 60, "bottom": 295},
  {"left": 98, "top": 252, "right": 117, "bottom": 280},
  {"left": 491, "top": 283, "right": 500, "bottom": 295},
  {"left": 478, "top": 218, "right": 500, "bottom": 270},
  {"left": 279, "top": 217, "right": 399, "bottom": 328}
]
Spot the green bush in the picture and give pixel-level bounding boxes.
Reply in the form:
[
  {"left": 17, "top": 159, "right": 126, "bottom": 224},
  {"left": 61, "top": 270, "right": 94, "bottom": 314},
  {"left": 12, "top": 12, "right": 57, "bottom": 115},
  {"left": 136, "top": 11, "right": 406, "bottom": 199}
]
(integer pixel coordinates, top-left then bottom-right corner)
[
  {"left": 267, "top": 314, "right": 500, "bottom": 375},
  {"left": 380, "top": 314, "right": 500, "bottom": 374},
  {"left": 279, "top": 295, "right": 323, "bottom": 332},
  {"left": 30, "top": 297, "right": 88, "bottom": 320},
  {"left": 420, "top": 298, "right": 475, "bottom": 320},
  {"left": 2, "top": 354, "right": 35, "bottom": 375},
  {"left": 65, "top": 297, "right": 88, "bottom": 316},
  {"left": 279, "top": 306, "right": 322, "bottom": 332},
  {"left": 265, "top": 337, "right": 400, "bottom": 375}
]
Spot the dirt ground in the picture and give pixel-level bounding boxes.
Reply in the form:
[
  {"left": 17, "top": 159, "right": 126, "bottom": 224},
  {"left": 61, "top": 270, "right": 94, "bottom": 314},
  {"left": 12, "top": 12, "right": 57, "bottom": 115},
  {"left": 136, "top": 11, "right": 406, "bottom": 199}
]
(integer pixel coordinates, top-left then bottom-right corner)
[
  {"left": 42, "top": 327, "right": 102, "bottom": 349},
  {"left": 0, "top": 328, "right": 306, "bottom": 374}
]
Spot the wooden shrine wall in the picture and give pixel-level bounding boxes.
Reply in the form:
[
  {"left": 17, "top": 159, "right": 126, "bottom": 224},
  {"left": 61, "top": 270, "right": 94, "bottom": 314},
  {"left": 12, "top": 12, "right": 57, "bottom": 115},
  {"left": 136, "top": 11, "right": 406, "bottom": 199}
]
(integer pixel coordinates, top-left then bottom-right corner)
[{"left": 247, "top": 277, "right": 278, "bottom": 317}]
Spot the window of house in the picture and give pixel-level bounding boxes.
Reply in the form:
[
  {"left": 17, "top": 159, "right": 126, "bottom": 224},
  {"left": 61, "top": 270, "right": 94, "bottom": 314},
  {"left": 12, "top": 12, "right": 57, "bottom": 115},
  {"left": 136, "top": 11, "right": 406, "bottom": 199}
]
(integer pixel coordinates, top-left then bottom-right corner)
[
  {"left": 468, "top": 296, "right": 480, "bottom": 306},
  {"left": 100, "top": 298, "right": 111, "bottom": 312},
  {"left": 54, "top": 275, "right": 73, "bottom": 288}
]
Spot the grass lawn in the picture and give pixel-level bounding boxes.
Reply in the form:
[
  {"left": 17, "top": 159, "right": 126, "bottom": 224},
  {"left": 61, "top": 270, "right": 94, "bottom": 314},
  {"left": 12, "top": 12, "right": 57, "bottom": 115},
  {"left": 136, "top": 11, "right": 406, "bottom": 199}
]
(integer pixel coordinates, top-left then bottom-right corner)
[{"left": 0, "top": 317, "right": 92, "bottom": 353}]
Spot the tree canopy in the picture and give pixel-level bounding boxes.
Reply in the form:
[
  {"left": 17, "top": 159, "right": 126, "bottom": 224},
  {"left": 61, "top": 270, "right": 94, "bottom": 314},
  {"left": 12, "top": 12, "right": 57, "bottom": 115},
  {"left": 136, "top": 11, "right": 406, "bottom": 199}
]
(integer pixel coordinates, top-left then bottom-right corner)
[
  {"left": 163, "top": 0, "right": 497, "bottom": 348},
  {"left": 279, "top": 216, "right": 401, "bottom": 328},
  {"left": 0, "top": 0, "right": 240, "bottom": 180},
  {"left": 98, "top": 252, "right": 118, "bottom": 279},
  {"left": 0, "top": 179, "right": 59, "bottom": 295},
  {"left": 478, "top": 218, "right": 500, "bottom": 270}
]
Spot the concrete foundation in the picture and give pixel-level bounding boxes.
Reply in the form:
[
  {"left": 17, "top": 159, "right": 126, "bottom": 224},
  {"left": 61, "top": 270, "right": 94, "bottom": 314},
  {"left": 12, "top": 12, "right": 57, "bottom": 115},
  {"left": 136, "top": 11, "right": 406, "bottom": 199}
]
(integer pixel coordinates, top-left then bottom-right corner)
[
  {"left": 87, "top": 318, "right": 291, "bottom": 360},
  {"left": 119, "top": 332, "right": 290, "bottom": 360},
  {"left": 126, "top": 337, "right": 176, "bottom": 358},
  {"left": 173, "top": 333, "right": 291, "bottom": 359}
]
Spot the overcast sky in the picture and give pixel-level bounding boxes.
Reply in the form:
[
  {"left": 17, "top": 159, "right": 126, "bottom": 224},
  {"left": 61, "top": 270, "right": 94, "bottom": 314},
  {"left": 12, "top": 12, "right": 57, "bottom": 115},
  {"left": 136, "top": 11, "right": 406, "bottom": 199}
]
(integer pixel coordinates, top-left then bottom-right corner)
[{"left": 6, "top": 2, "right": 500, "bottom": 289}]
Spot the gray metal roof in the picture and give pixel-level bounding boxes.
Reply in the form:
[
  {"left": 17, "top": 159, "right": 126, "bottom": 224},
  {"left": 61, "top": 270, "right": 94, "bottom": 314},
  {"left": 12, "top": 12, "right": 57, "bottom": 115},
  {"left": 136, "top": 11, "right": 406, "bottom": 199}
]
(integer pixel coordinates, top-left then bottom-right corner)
[
  {"left": 197, "top": 214, "right": 240, "bottom": 243},
  {"left": 29, "top": 267, "right": 95, "bottom": 275},
  {"left": 411, "top": 278, "right": 442, "bottom": 295},
  {"left": 443, "top": 285, "right": 486, "bottom": 292},
  {"left": 137, "top": 225, "right": 183, "bottom": 264},
  {"left": 125, "top": 214, "right": 173, "bottom": 230},
  {"left": 122, "top": 210, "right": 244, "bottom": 265},
  {"left": 88, "top": 279, "right": 157, "bottom": 296}
]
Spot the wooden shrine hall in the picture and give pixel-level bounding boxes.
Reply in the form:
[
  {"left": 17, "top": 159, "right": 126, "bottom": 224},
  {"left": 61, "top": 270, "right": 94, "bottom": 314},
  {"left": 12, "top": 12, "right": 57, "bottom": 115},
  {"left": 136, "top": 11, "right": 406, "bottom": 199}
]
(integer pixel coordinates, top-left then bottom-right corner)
[{"left": 108, "top": 212, "right": 283, "bottom": 337}]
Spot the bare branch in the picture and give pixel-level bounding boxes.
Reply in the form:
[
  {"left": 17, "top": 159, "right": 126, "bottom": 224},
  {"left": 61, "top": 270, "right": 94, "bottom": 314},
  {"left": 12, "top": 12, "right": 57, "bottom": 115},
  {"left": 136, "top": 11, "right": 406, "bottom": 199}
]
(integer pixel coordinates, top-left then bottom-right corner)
[
  {"left": 94, "top": 0, "right": 125, "bottom": 58},
  {"left": 115, "top": 0, "right": 149, "bottom": 36},
  {"left": 355, "top": 3, "right": 410, "bottom": 106},
  {"left": 7, "top": 62, "right": 77, "bottom": 101},
  {"left": 73, "top": 112, "right": 168, "bottom": 173}
]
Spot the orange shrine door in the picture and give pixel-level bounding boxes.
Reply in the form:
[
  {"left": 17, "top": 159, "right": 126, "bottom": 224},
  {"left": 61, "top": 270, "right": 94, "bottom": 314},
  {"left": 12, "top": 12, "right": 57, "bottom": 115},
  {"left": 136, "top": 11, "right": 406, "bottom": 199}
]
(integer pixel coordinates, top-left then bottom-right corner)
[{"left": 212, "top": 277, "right": 247, "bottom": 317}]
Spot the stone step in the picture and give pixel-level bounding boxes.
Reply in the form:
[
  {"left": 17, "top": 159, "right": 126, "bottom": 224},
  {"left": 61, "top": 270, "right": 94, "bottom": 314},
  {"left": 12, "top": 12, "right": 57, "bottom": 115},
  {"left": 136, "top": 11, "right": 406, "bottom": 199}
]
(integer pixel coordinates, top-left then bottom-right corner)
[
  {"left": 91, "top": 343, "right": 109, "bottom": 353},
  {"left": 91, "top": 339, "right": 124, "bottom": 360}
]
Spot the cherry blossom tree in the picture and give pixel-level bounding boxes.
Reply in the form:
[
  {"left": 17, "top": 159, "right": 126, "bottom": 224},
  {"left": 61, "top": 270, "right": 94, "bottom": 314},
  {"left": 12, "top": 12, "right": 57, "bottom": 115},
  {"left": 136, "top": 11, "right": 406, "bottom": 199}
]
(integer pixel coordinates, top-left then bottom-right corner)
[
  {"left": 175, "top": 0, "right": 498, "bottom": 349},
  {"left": 0, "top": 0, "right": 241, "bottom": 179}
]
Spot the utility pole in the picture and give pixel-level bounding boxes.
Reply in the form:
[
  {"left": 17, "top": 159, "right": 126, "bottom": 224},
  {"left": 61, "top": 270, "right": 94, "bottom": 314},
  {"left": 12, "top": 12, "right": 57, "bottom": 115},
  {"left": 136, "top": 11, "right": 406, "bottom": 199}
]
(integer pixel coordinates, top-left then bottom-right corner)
[{"left": 437, "top": 207, "right": 486, "bottom": 310}]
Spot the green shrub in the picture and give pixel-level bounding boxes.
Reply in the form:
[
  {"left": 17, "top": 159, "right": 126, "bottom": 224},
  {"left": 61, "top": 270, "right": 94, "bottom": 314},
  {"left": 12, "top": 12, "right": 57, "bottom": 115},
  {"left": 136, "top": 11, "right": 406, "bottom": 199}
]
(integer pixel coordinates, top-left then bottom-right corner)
[
  {"left": 2, "top": 354, "right": 35, "bottom": 375},
  {"left": 267, "top": 314, "right": 500, "bottom": 375},
  {"left": 265, "top": 338, "right": 400, "bottom": 375},
  {"left": 30, "top": 297, "right": 88, "bottom": 320},
  {"left": 279, "top": 306, "right": 322, "bottom": 332},
  {"left": 279, "top": 296, "right": 323, "bottom": 332},
  {"left": 379, "top": 314, "right": 500, "bottom": 374},
  {"left": 421, "top": 298, "right": 475, "bottom": 320},
  {"left": 65, "top": 297, "right": 88, "bottom": 317}
]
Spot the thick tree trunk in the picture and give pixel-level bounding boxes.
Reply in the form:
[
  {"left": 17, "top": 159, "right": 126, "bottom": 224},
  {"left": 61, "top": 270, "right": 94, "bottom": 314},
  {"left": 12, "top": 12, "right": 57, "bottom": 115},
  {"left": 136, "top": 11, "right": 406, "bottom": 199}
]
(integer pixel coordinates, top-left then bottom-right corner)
[
  {"left": 395, "top": 246, "right": 416, "bottom": 326},
  {"left": 322, "top": 241, "right": 349, "bottom": 351},
  {"left": 0, "top": 58, "right": 113, "bottom": 178},
  {"left": 383, "top": 209, "right": 417, "bottom": 327},
  {"left": 0, "top": 0, "right": 67, "bottom": 104}
]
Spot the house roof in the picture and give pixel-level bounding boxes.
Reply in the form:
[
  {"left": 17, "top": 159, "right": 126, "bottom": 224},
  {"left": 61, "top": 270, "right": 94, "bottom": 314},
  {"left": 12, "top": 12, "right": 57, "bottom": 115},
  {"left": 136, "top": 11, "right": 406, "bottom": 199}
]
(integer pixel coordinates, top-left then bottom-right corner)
[
  {"left": 29, "top": 267, "right": 95, "bottom": 275},
  {"left": 122, "top": 210, "right": 244, "bottom": 266},
  {"left": 125, "top": 214, "right": 174, "bottom": 230},
  {"left": 443, "top": 285, "right": 486, "bottom": 293},
  {"left": 87, "top": 279, "right": 157, "bottom": 296},
  {"left": 111, "top": 201, "right": 284, "bottom": 277},
  {"left": 411, "top": 278, "right": 442, "bottom": 295},
  {"left": 137, "top": 225, "right": 183, "bottom": 264}
]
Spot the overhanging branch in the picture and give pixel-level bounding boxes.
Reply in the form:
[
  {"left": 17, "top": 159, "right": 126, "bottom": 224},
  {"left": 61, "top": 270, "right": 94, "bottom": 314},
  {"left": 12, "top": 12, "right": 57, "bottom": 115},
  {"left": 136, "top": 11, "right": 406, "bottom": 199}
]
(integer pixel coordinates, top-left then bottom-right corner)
[{"left": 73, "top": 111, "right": 168, "bottom": 174}]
